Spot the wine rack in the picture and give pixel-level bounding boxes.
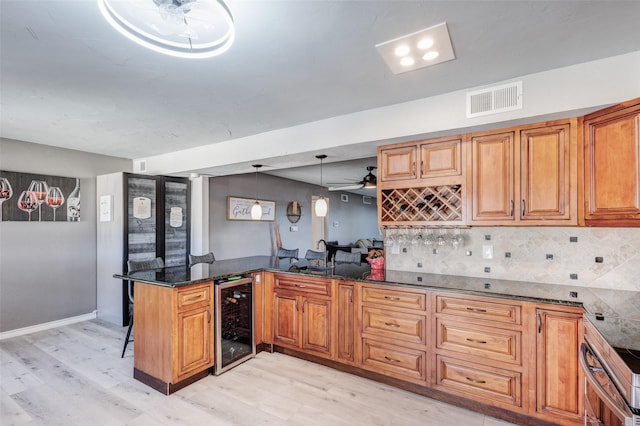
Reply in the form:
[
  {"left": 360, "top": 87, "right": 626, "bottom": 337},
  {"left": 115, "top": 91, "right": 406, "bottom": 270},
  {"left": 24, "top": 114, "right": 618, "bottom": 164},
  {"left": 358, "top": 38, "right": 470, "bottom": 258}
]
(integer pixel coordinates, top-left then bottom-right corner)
[{"left": 380, "top": 185, "right": 463, "bottom": 224}]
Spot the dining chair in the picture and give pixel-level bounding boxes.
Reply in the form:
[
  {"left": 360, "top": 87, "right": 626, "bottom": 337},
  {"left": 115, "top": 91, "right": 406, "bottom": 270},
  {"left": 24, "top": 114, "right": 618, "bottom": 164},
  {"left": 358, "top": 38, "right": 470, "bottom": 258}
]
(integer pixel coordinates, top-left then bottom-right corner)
[
  {"left": 189, "top": 251, "right": 215, "bottom": 266},
  {"left": 276, "top": 248, "right": 299, "bottom": 263},
  {"left": 304, "top": 249, "right": 326, "bottom": 267},
  {"left": 121, "top": 256, "right": 165, "bottom": 358},
  {"left": 334, "top": 250, "right": 361, "bottom": 264}
]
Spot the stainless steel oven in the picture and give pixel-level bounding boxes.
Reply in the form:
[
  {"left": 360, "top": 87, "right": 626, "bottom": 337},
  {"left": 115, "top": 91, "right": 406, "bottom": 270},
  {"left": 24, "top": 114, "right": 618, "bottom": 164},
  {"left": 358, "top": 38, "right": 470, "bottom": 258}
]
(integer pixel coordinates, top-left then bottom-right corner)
[
  {"left": 214, "top": 276, "right": 255, "bottom": 375},
  {"left": 580, "top": 318, "right": 640, "bottom": 426}
]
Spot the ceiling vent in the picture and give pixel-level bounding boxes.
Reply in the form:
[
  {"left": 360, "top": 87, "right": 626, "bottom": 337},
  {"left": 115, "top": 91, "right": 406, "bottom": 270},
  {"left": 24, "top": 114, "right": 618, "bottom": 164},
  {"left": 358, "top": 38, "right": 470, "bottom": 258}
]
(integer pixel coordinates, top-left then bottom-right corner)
[
  {"left": 466, "top": 81, "right": 523, "bottom": 118},
  {"left": 133, "top": 159, "right": 147, "bottom": 173}
]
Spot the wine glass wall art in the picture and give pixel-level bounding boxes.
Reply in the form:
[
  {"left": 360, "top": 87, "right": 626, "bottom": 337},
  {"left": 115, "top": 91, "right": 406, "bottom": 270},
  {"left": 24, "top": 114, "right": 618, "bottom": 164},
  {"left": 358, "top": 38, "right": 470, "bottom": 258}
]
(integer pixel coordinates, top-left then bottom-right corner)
[{"left": 0, "top": 171, "right": 80, "bottom": 222}]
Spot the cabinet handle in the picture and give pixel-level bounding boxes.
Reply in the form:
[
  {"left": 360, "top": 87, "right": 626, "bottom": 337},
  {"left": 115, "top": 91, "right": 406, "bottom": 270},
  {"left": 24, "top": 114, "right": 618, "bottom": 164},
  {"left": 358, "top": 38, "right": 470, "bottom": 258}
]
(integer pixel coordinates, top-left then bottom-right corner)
[
  {"left": 295, "top": 284, "right": 306, "bottom": 288},
  {"left": 509, "top": 200, "right": 514, "bottom": 216},
  {"left": 537, "top": 313, "right": 542, "bottom": 333},
  {"left": 302, "top": 300, "right": 306, "bottom": 313},
  {"left": 384, "top": 296, "right": 401, "bottom": 301},
  {"left": 420, "top": 160, "right": 424, "bottom": 176},
  {"left": 465, "top": 377, "right": 486, "bottom": 384},
  {"left": 207, "top": 309, "right": 211, "bottom": 324},
  {"left": 384, "top": 322, "right": 400, "bottom": 328},
  {"left": 466, "top": 307, "right": 487, "bottom": 313},
  {"left": 384, "top": 356, "right": 401, "bottom": 363},
  {"left": 521, "top": 200, "right": 526, "bottom": 217},
  {"left": 185, "top": 295, "right": 201, "bottom": 301},
  {"left": 412, "top": 161, "right": 416, "bottom": 175},
  {"left": 466, "top": 338, "right": 487, "bottom": 344},
  {"left": 295, "top": 298, "right": 298, "bottom": 312},
  {"left": 349, "top": 289, "right": 353, "bottom": 304}
]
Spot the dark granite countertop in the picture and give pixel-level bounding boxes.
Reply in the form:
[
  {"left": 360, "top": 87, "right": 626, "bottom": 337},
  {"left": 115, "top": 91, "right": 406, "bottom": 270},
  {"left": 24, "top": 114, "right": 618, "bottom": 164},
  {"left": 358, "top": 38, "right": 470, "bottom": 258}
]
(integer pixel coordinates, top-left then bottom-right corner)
[{"left": 114, "top": 255, "right": 640, "bottom": 352}]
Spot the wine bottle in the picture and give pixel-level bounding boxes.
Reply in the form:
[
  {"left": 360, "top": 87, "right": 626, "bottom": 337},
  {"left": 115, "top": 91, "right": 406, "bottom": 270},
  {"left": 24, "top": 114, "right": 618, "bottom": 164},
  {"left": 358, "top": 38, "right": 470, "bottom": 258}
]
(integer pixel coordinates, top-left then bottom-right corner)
[{"left": 67, "top": 178, "right": 80, "bottom": 222}]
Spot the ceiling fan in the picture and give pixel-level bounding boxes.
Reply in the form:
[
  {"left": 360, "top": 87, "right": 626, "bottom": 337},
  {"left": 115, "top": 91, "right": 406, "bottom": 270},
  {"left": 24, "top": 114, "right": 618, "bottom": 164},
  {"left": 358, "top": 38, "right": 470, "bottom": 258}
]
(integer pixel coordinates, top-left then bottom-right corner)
[{"left": 328, "top": 166, "right": 377, "bottom": 191}]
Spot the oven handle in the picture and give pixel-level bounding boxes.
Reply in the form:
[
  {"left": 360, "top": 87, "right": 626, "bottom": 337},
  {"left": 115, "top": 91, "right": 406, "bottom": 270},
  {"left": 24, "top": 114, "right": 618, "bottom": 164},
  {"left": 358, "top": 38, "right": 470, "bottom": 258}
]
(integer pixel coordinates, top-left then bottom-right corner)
[{"left": 579, "top": 343, "right": 633, "bottom": 423}]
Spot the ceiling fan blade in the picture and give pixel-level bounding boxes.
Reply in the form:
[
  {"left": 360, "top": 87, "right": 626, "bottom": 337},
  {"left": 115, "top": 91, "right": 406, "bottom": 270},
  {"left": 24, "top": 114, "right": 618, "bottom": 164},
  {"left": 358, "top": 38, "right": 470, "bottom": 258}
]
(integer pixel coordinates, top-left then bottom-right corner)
[{"left": 328, "top": 184, "right": 364, "bottom": 191}]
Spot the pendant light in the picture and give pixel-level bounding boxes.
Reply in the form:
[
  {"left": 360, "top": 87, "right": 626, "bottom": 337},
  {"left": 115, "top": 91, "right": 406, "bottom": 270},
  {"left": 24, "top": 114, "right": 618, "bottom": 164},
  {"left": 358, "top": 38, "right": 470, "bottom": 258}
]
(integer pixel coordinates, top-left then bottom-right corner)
[
  {"left": 251, "top": 164, "right": 263, "bottom": 220},
  {"left": 315, "top": 155, "right": 328, "bottom": 217}
]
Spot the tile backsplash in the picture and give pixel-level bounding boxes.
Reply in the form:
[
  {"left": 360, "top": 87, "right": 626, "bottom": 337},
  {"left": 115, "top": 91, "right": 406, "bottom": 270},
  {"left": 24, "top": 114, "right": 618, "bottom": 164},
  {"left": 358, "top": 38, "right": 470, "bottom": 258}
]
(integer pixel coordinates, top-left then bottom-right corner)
[{"left": 385, "top": 227, "right": 640, "bottom": 292}]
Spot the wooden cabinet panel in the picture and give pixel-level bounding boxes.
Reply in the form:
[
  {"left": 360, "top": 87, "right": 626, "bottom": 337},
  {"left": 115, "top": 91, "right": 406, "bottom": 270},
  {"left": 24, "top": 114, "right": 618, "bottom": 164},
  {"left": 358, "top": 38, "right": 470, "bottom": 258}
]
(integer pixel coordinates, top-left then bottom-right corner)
[
  {"left": 273, "top": 292, "right": 298, "bottom": 347},
  {"left": 471, "top": 132, "right": 515, "bottom": 221},
  {"left": 520, "top": 124, "right": 571, "bottom": 220},
  {"left": 584, "top": 100, "right": 640, "bottom": 224},
  {"left": 435, "top": 295, "right": 521, "bottom": 326},
  {"left": 176, "top": 306, "right": 212, "bottom": 379},
  {"left": 337, "top": 284, "right": 355, "bottom": 363},
  {"left": 420, "top": 138, "right": 462, "bottom": 178},
  {"left": 361, "top": 285, "right": 427, "bottom": 311},
  {"left": 435, "top": 319, "right": 521, "bottom": 365},
  {"left": 301, "top": 297, "right": 331, "bottom": 355},
  {"left": 380, "top": 146, "right": 417, "bottom": 182},
  {"left": 436, "top": 355, "right": 522, "bottom": 408},
  {"left": 536, "top": 308, "right": 583, "bottom": 423},
  {"left": 362, "top": 306, "right": 426, "bottom": 345},
  {"left": 362, "top": 339, "right": 426, "bottom": 383},
  {"left": 274, "top": 274, "right": 331, "bottom": 296}
]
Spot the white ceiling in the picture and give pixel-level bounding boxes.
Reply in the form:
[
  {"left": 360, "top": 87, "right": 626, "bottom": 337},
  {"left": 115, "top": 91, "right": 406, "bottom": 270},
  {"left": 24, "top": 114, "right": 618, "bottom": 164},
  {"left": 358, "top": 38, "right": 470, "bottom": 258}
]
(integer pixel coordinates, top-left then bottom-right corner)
[{"left": 2, "top": 1, "right": 640, "bottom": 191}]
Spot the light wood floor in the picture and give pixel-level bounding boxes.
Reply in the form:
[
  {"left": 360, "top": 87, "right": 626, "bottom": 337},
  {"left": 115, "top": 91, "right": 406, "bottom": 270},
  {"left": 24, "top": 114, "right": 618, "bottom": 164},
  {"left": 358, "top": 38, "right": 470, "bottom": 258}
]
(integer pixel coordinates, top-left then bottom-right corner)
[{"left": 1, "top": 319, "right": 516, "bottom": 425}]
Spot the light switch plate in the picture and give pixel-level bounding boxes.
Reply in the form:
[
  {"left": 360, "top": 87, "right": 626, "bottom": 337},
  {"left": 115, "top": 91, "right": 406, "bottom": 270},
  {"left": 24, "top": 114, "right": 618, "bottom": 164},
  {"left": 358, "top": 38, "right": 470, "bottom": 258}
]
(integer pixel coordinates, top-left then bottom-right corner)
[{"left": 482, "top": 245, "right": 493, "bottom": 259}]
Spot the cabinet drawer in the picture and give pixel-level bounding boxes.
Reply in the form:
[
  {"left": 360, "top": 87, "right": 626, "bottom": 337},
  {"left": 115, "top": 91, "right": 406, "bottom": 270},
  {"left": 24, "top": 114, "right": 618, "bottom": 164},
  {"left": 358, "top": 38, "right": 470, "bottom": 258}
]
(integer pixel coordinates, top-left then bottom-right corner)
[
  {"left": 176, "top": 284, "right": 211, "bottom": 310},
  {"left": 362, "top": 339, "right": 425, "bottom": 382},
  {"left": 436, "top": 319, "right": 521, "bottom": 365},
  {"left": 362, "top": 307, "right": 426, "bottom": 345},
  {"left": 436, "top": 355, "right": 522, "bottom": 408},
  {"left": 436, "top": 295, "right": 521, "bottom": 325},
  {"left": 362, "top": 286, "right": 426, "bottom": 311},
  {"left": 274, "top": 275, "right": 331, "bottom": 296}
]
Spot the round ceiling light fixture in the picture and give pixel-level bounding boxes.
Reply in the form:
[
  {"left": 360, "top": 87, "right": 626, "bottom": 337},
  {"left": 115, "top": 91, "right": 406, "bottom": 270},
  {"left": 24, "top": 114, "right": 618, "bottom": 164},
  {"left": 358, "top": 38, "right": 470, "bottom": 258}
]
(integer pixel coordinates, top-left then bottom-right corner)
[{"left": 98, "top": 0, "right": 235, "bottom": 59}]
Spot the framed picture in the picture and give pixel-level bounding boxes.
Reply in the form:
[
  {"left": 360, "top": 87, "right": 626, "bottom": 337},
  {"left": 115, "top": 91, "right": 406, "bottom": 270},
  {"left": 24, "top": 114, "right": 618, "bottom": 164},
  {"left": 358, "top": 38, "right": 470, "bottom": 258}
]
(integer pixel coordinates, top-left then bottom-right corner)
[{"left": 227, "top": 196, "right": 275, "bottom": 221}]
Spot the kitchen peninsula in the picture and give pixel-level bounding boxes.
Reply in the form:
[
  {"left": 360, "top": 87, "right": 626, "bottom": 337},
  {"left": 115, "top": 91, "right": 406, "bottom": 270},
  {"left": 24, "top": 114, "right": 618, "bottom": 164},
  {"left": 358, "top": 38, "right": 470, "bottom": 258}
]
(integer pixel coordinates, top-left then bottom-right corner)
[{"left": 116, "top": 256, "right": 640, "bottom": 426}]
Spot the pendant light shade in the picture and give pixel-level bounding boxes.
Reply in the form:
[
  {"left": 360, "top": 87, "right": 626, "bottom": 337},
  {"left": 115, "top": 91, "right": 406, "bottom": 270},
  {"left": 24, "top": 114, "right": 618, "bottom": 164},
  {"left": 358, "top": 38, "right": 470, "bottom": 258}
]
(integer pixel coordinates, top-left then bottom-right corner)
[
  {"left": 251, "top": 164, "right": 263, "bottom": 220},
  {"left": 315, "top": 155, "right": 328, "bottom": 217}
]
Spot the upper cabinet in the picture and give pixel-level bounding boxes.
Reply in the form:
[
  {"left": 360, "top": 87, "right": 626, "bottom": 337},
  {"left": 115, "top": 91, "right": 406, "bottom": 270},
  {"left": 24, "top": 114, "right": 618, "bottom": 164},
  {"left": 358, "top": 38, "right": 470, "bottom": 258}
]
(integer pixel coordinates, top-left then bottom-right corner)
[
  {"left": 582, "top": 98, "right": 640, "bottom": 226},
  {"left": 378, "top": 136, "right": 467, "bottom": 227},
  {"left": 470, "top": 120, "right": 577, "bottom": 225}
]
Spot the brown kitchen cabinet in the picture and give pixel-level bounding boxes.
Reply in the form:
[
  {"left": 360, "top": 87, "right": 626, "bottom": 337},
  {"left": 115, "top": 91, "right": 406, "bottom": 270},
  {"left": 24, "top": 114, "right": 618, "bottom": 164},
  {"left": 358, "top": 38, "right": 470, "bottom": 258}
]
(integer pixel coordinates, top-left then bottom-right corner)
[
  {"left": 270, "top": 274, "right": 334, "bottom": 359},
  {"left": 432, "top": 293, "right": 525, "bottom": 412},
  {"left": 133, "top": 281, "right": 214, "bottom": 394},
  {"left": 379, "top": 145, "right": 417, "bottom": 182},
  {"left": 359, "top": 284, "right": 428, "bottom": 384},
  {"left": 582, "top": 97, "right": 640, "bottom": 225},
  {"left": 535, "top": 306, "right": 584, "bottom": 425},
  {"left": 337, "top": 282, "right": 355, "bottom": 364},
  {"left": 470, "top": 119, "right": 577, "bottom": 225}
]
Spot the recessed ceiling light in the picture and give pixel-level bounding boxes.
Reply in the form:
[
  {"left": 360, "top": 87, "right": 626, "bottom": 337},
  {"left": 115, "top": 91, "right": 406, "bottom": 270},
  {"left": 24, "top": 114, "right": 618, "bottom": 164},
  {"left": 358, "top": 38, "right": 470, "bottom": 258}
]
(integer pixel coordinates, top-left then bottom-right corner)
[
  {"left": 417, "top": 38, "right": 434, "bottom": 50},
  {"left": 400, "top": 57, "right": 415, "bottom": 67},
  {"left": 375, "top": 22, "right": 455, "bottom": 75},
  {"left": 423, "top": 51, "right": 440, "bottom": 61},
  {"left": 394, "top": 45, "right": 411, "bottom": 57}
]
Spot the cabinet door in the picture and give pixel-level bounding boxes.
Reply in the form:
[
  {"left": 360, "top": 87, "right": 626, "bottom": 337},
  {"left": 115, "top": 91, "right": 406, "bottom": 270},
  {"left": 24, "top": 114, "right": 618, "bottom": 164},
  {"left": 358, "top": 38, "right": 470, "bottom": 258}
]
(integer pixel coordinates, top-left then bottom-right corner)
[
  {"left": 471, "top": 132, "right": 515, "bottom": 221},
  {"left": 273, "top": 293, "right": 299, "bottom": 348},
  {"left": 536, "top": 308, "right": 583, "bottom": 423},
  {"left": 420, "top": 138, "right": 462, "bottom": 179},
  {"left": 584, "top": 103, "right": 640, "bottom": 223},
  {"left": 301, "top": 297, "right": 332, "bottom": 356},
  {"left": 380, "top": 146, "right": 417, "bottom": 182},
  {"left": 520, "top": 124, "right": 571, "bottom": 221},
  {"left": 175, "top": 305, "right": 213, "bottom": 379},
  {"left": 337, "top": 284, "right": 355, "bottom": 363}
]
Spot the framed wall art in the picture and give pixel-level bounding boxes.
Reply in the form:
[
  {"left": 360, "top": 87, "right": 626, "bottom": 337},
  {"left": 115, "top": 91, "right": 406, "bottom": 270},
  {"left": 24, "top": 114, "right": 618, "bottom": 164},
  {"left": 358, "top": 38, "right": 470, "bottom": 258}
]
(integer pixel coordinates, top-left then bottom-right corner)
[{"left": 227, "top": 196, "right": 275, "bottom": 221}]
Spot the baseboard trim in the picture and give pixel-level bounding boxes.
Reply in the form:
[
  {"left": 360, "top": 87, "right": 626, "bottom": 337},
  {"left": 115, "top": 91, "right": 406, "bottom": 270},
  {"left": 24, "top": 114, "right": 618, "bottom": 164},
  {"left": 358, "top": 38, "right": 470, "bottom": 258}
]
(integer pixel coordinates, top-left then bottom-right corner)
[{"left": 0, "top": 311, "right": 98, "bottom": 340}]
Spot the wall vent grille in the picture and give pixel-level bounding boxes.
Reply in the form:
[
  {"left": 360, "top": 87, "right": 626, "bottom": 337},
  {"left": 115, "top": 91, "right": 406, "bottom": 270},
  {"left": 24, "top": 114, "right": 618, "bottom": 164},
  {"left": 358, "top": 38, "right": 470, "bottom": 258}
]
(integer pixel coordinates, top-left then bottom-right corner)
[
  {"left": 133, "top": 159, "right": 147, "bottom": 173},
  {"left": 466, "top": 81, "right": 522, "bottom": 118}
]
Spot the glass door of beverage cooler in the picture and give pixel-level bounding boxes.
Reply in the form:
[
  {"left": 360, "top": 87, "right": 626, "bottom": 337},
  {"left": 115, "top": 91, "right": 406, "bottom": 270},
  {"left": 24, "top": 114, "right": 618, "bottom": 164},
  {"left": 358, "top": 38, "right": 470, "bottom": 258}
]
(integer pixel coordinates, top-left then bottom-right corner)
[{"left": 215, "top": 278, "right": 255, "bottom": 375}]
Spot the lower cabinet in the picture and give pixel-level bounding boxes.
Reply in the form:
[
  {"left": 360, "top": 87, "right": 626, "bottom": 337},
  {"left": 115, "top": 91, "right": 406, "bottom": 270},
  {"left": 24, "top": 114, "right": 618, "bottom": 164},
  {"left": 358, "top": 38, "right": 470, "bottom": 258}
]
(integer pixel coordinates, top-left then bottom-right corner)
[
  {"left": 535, "top": 307, "right": 584, "bottom": 424},
  {"left": 133, "top": 281, "right": 214, "bottom": 394},
  {"left": 270, "top": 274, "right": 334, "bottom": 359}
]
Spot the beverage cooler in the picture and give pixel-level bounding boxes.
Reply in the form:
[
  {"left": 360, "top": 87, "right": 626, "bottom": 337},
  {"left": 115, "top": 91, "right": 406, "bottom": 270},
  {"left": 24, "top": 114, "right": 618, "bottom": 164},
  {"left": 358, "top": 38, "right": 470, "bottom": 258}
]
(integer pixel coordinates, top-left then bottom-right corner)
[{"left": 214, "top": 277, "right": 256, "bottom": 375}]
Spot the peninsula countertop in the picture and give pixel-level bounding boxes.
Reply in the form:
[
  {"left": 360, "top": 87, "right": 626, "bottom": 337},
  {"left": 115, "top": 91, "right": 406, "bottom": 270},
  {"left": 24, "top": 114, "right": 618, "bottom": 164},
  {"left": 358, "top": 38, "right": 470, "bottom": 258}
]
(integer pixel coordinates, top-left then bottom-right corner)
[{"left": 114, "top": 255, "right": 640, "bottom": 353}]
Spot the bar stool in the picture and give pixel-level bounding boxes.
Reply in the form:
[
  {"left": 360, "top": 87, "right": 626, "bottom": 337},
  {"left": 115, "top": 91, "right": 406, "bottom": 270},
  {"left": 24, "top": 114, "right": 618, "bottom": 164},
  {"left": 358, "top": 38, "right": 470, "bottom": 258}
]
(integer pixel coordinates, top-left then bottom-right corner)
[
  {"left": 121, "top": 256, "right": 164, "bottom": 358},
  {"left": 189, "top": 252, "right": 215, "bottom": 266},
  {"left": 276, "top": 248, "right": 299, "bottom": 263}
]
